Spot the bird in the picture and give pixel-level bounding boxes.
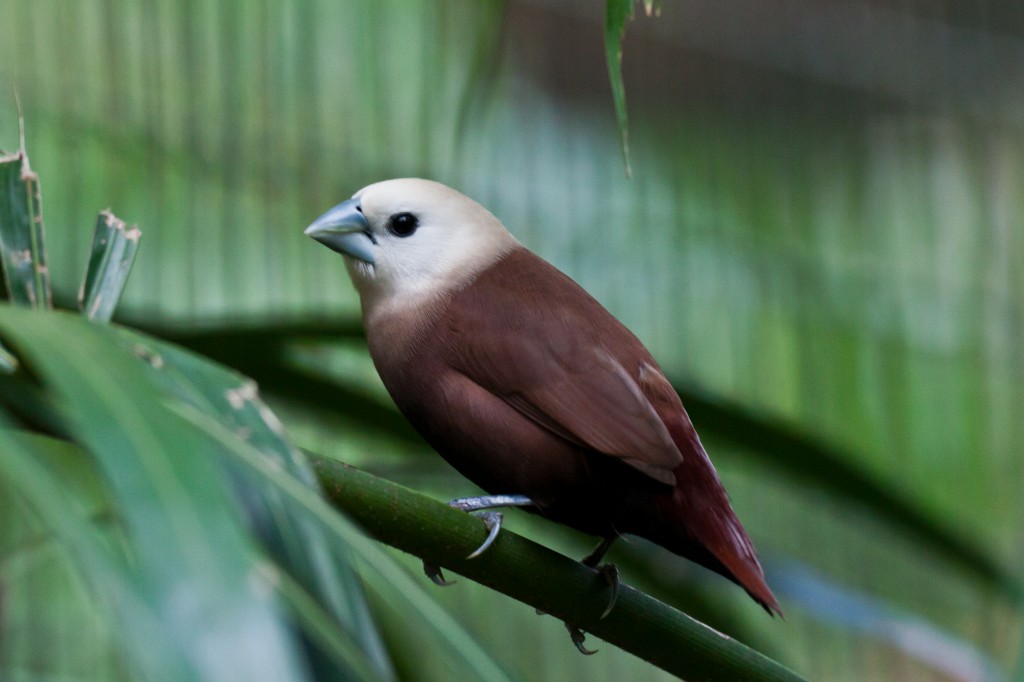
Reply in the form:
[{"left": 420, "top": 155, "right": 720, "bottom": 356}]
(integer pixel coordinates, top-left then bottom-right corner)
[{"left": 306, "top": 178, "right": 780, "bottom": 649}]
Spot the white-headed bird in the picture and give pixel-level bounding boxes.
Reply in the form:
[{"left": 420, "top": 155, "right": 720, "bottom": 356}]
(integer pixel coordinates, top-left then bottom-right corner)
[{"left": 306, "top": 179, "right": 779, "bottom": 647}]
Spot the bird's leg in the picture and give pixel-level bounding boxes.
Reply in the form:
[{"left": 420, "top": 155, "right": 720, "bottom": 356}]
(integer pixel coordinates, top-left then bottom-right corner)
[
  {"left": 422, "top": 494, "right": 535, "bottom": 586},
  {"left": 565, "top": 622, "right": 598, "bottom": 655},
  {"left": 538, "top": 536, "right": 619, "bottom": 615},
  {"left": 557, "top": 536, "right": 620, "bottom": 654},
  {"left": 448, "top": 494, "right": 535, "bottom": 557},
  {"left": 447, "top": 494, "right": 535, "bottom": 513},
  {"left": 422, "top": 561, "right": 455, "bottom": 587},
  {"left": 581, "top": 536, "right": 616, "bottom": 567},
  {"left": 582, "top": 536, "right": 620, "bottom": 619}
]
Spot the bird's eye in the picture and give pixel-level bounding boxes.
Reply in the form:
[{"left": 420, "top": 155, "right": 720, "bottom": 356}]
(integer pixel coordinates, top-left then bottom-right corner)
[{"left": 387, "top": 212, "right": 419, "bottom": 238}]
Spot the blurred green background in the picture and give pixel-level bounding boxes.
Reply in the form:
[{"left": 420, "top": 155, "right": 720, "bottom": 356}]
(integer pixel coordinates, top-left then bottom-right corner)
[{"left": 1, "top": 0, "right": 1022, "bottom": 680}]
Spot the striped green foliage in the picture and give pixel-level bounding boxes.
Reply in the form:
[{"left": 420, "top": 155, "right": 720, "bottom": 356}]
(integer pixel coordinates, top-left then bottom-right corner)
[
  {"left": 0, "top": 150, "right": 49, "bottom": 308},
  {"left": 79, "top": 211, "right": 140, "bottom": 321}
]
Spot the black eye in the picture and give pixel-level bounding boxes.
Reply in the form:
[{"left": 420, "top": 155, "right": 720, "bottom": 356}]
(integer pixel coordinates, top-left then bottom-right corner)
[{"left": 387, "top": 212, "right": 419, "bottom": 238}]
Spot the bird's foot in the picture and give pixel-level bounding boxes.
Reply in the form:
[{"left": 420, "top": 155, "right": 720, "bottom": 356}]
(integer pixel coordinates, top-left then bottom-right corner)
[
  {"left": 422, "top": 561, "right": 455, "bottom": 586},
  {"left": 447, "top": 494, "right": 534, "bottom": 559},
  {"left": 422, "top": 510, "right": 502, "bottom": 583},
  {"left": 595, "top": 563, "right": 619, "bottom": 619},
  {"left": 558, "top": 570, "right": 614, "bottom": 655},
  {"left": 565, "top": 622, "right": 598, "bottom": 655},
  {"left": 465, "top": 510, "right": 503, "bottom": 559},
  {"left": 580, "top": 536, "right": 620, "bottom": 618},
  {"left": 421, "top": 495, "right": 535, "bottom": 585},
  {"left": 541, "top": 554, "right": 618, "bottom": 654},
  {"left": 546, "top": 563, "right": 617, "bottom": 621},
  {"left": 534, "top": 538, "right": 619, "bottom": 622}
]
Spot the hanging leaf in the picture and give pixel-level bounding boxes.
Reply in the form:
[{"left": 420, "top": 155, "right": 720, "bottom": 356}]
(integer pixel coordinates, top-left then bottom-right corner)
[{"left": 604, "top": 0, "right": 635, "bottom": 177}]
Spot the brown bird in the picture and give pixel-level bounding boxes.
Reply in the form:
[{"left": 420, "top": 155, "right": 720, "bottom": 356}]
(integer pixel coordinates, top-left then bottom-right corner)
[{"left": 306, "top": 179, "right": 780, "bottom": 646}]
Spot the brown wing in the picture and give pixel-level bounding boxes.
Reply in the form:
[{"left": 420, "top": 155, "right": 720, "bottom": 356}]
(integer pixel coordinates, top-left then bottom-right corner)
[
  {"left": 435, "top": 249, "right": 780, "bottom": 613},
  {"left": 443, "top": 249, "right": 683, "bottom": 486}
]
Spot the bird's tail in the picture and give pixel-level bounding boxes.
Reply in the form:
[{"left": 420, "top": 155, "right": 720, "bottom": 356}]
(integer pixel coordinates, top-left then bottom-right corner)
[
  {"left": 652, "top": 451, "right": 782, "bottom": 616},
  {"left": 656, "top": 486, "right": 781, "bottom": 615}
]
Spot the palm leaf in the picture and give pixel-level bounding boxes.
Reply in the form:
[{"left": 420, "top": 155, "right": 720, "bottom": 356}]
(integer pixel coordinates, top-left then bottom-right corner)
[
  {"left": 78, "top": 211, "right": 141, "bottom": 322},
  {"left": 0, "top": 148, "right": 49, "bottom": 308},
  {"left": 0, "top": 308, "right": 311, "bottom": 681}
]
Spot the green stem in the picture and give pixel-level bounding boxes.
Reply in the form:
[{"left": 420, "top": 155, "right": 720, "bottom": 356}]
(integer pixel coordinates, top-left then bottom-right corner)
[{"left": 309, "top": 455, "right": 807, "bottom": 682}]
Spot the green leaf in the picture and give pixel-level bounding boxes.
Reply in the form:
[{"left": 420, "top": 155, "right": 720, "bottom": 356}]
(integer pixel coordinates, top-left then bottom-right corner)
[
  {"left": 169, "top": 400, "right": 514, "bottom": 682},
  {"left": 605, "top": 0, "right": 635, "bottom": 177},
  {"left": 0, "top": 309, "right": 511, "bottom": 680},
  {"left": 0, "top": 431, "right": 128, "bottom": 680},
  {"left": 0, "top": 427, "right": 185, "bottom": 680},
  {"left": 78, "top": 210, "right": 141, "bottom": 322},
  {"left": 0, "top": 341, "right": 15, "bottom": 373},
  {"left": 0, "top": 307, "right": 310, "bottom": 681},
  {"left": 113, "top": 327, "right": 395, "bottom": 680},
  {"left": 0, "top": 149, "right": 50, "bottom": 308}
]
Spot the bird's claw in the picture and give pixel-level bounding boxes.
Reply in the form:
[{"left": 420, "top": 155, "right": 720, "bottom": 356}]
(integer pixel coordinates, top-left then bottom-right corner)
[
  {"left": 421, "top": 497, "right": 525, "bottom": 587},
  {"left": 560, "top": 562, "right": 616, "bottom": 654},
  {"left": 423, "top": 561, "right": 455, "bottom": 586},
  {"left": 596, "top": 563, "right": 619, "bottom": 619},
  {"left": 537, "top": 549, "right": 618, "bottom": 653},
  {"left": 566, "top": 623, "right": 598, "bottom": 655},
  {"left": 444, "top": 495, "right": 532, "bottom": 560},
  {"left": 465, "top": 510, "right": 503, "bottom": 559}
]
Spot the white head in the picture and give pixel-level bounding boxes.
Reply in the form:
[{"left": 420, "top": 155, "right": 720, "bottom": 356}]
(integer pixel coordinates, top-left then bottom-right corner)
[{"left": 306, "top": 179, "right": 519, "bottom": 314}]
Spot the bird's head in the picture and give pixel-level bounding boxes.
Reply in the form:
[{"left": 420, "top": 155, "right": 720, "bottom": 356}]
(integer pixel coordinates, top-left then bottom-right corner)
[{"left": 306, "top": 178, "right": 519, "bottom": 311}]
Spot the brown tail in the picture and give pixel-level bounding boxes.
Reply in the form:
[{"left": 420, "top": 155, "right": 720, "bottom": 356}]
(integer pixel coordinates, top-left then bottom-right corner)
[
  {"left": 637, "top": 365, "right": 780, "bottom": 614},
  {"left": 655, "top": 475, "right": 782, "bottom": 615},
  {"left": 698, "top": 507, "right": 782, "bottom": 616},
  {"left": 656, "top": 425, "right": 781, "bottom": 615}
]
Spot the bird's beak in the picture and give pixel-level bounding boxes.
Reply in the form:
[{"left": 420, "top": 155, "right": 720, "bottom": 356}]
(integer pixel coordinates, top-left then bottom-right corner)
[{"left": 305, "top": 199, "right": 376, "bottom": 264}]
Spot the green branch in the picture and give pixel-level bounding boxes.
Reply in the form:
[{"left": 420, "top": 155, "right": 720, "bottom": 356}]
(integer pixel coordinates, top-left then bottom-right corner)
[{"left": 309, "top": 455, "right": 807, "bottom": 682}]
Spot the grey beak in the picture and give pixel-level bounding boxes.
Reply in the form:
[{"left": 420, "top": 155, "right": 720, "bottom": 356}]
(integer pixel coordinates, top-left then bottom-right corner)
[{"left": 305, "top": 199, "right": 376, "bottom": 264}]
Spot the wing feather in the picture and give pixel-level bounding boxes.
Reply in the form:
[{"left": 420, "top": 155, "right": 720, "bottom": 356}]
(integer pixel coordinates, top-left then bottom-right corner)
[{"left": 444, "top": 254, "right": 684, "bottom": 486}]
